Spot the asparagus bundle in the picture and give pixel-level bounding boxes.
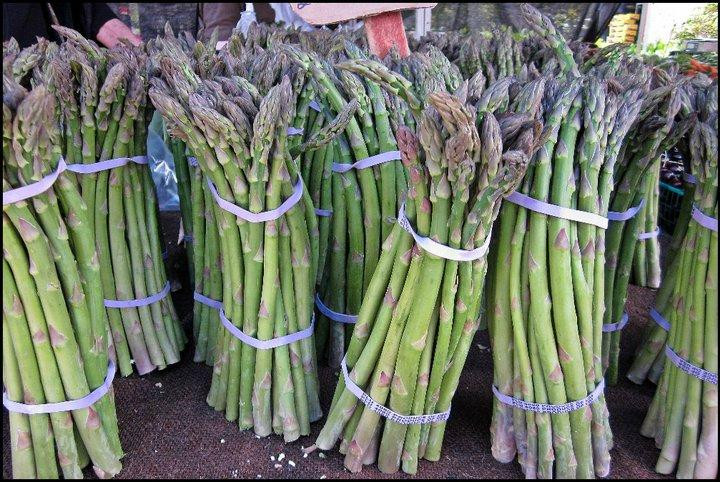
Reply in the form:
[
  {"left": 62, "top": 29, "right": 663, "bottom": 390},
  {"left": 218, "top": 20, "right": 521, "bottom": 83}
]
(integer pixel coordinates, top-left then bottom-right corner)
[
  {"left": 150, "top": 39, "right": 323, "bottom": 439},
  {"left": 631, "top": 159, "right": 662, "bottom": 288},
  {"left": 3, "top": 78, "right": 123, "bottom": 477},
  {"left": 628, "top": 79, "right": 717, "bottom": 386},
  {"left": 283, "top": 44, "right": 409, "bottom": 368},
  {"left": 601, "top": 70, "right": 695, "bottom": 385},
  {"left": 40, "top": 28, "right": 186, "bottom": 377},
  {"left": 639, "top": 111, "right": 717, "bottom": 479},
  {"left": 312, "top": 58, "right": 537, "bottom": 473}
]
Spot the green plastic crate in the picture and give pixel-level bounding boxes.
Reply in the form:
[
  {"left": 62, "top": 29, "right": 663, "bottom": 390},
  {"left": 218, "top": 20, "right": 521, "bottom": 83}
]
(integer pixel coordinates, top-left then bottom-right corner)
[{"left": 658, "top": 181, "right": 684, "bottom": 234}]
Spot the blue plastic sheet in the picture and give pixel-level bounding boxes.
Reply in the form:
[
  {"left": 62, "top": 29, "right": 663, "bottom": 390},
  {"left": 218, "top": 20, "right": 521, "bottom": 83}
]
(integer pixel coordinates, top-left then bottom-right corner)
[{"left": 146, "top": 111, "right": 180, "bottom": 211}]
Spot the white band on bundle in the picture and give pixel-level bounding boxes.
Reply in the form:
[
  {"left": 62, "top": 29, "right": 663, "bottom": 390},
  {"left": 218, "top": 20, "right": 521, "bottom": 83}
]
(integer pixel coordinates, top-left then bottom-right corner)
[
  {"left": 332, "top": 151, "right": 401, "bottom": 173},
  {"left": 341, "top": 356, "right": 451, "bottom": 425},
  {"left": 193, "top": 291, "right": 224, "bottom": 311},
  {"left": 602, "top": 312, "right": 628, "bottom": 333},
  {"left": 607, "top": 198, "right": 645, "bottom": 222},
  {"left": 638, "top": 227, "right": 661, "bottom": 240},
  {"left": 3, "top": 361, "right": 116, "bottom": 414},
  {"left": 219, "top": 309, "right": 315, "bottom": 350},
  {"left": 691, "top": 205, "right": 718, "bottom": 232},
  {"left": 665, "top": 345, "right": 717, "bottom": 385},
  {"left": 397, "top": 203, "right": 492, "bottom": 262},
  {"left": 315, "top": 208, "right": 333, "bottom": 217},
  {"left": 3, "top": 155, "right": 148, "bottom": 206},
  {"left": 315, "top": 294, "right": 357, "bottom": 324},
  {"left": 504, "top": 191, "right": 609, "bottom": 229},
  {"left": 650, "top": 308, "right": 670, "bottom": 332},
  {"left": 492, "top": 378, "right": 605, "bottom": 414},
  {"left": 206, "top": 176, "right": 304, "bottom": 223},
  {"left": 104, "top": 282, "right": 171, "bottom": 309}
]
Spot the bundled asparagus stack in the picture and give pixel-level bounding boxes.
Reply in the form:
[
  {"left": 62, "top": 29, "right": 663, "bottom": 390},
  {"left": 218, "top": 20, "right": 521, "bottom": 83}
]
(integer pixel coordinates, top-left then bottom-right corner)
[
  {"left": 638, "top": 102, "right": 717, "bottom": 478},
  {"left": 150, "top": 38, "right": 323, "bottom": 439},
  {"left": 311, "top": 53, "right": 538, "bottom": 473},
  {"left": 283, "top": 44, "right": 409, "bottom": 367},
  {"left": 486, "top": 5, "right": 667, "bottom": 477},
  {"left": 627, "top": 79, "right": 716, "bottom": 388},
  {"left": 631, "top": 159, "right": 662, "bottom": 289},
  {"left": 601, "top": 69, "right": 695, "bottom": 385},
  {"left": 38, "top": 28, "right": 186, "bottom": 377},
  {"left": 3, "top": 77, "right": 123, "bottom": 478}
]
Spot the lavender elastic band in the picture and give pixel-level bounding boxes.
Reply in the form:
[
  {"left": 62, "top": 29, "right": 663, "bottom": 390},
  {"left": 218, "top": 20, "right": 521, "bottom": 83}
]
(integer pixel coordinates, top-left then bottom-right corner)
[
  {"left": 315, "top": 294, "right": 357, "bottom": 324},
  {"left": 332, "top": 150, "right": 402, "bottom": 173},
  {"left": 683, "top": 173, "right": 697, "bottom": 185},
  {"left": 162, "top": 250, "right": 169, "bottom": 260},
  {"left": 504, "top": 191, "right": 609, "bottom": 229},
  {"left": 2, "top": 155, "right": 148, "bottom": 206},
  {"left": 397, "top": 203, "right": 492, "bottom": 262},
  {"left": 219, "top": 308, "right": 315, "bottom": 350},
  {"left": 493, "top": 378, "right": 605, "bottom": 414},
  {"left": 193, "top": 291, "right": 224, "bottom": 311},
  {"left": 105, "top": 282, "right": 171, "bottom": 309},
  {"left": 341, "top": 356, "right": 451, "bottom": 425},
  {"left": 602, "top": 312, "right": 628, "bottom": 333},
  {"left": 638, "top": 227, "right": 661, "bottom": 240},
  {"left": 308, "top": 100, "right": 322, "bottom": 112},
  {"left": 650, "top": 308, "right": 670, "bottom": 332},
  {"left": 665, "top": 345, "right": 717, "bottom": 385},
  {"left": 188, "top": 156, "right": 199, "bottom": 168},
  {"left": 315, "top": 208, "right": 333, "bottom": 217},
  {"left": 607, "top": 198, "right": 645, "bottom": 222},
  {"left": 3, "top": 360, "right": 116, "bottom": 414},
  {"left": 287, "top": 127, "right": 304, "bottom": 136},
  {"left": 206, "top": 176, "right": 304, "bottom": 223},
  {"left": 691, "top": 205, "right": 718, "bottom": 232}
]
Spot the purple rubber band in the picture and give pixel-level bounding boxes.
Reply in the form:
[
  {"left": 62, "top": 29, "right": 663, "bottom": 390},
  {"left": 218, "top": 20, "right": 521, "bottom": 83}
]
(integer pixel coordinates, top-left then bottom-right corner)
[
  {"left": 3, "top": 360, "right": 116, "bottom": 415},
  {"left": 187, "top": 156, "right": 199, "bottom": 168},
  {"left": 650, "top": 308, "right": 670, "bottom": 332},
  {"left": 683, "top": 172, "right": 697, "bottom": 185},
  {"left": 332, "top": 150, "right": 401, "bottom": 173},
  {"left": 341, "top": 356, "right": 451, "bottom": 425},
  {"left": 691, "top": 205, "right": 718, "bottom": 232},
  {"left": 287, "top": 127, "right": 304, "bottom": 136},
  {"left": 315, "top": 208, "right": 333, "bottom": 217},
  {"left": 3, "top": 156, "right": 149, "bottom": 206},
  {"left": 602, "top": 312, "right": 628, "bottom": 333},
  {"left": 308, "top": 100, "right": 322, "bottom": 112},
  {"left": 162, "top": 250, "right": 169, "bottom": 260},
  {"left": 219, "top": 308, "right": 315, "bottom": 350},
  {"left": 492, "top": 378, "right": 605, "bottom": 414},
  {"left": 104, "top": 282, "right": 171, "bottom": 309},
  {"left": 206, "top": 176, "right": 304, "bottom": 223},
  {"left": 397, "top": 203, "right": 492, "bottom": 262},
  {"left": 504, "top": 191, "right": 609, "bottom": 229},
  {"left": 638, "top": 227, "right": 661, "bottom": 240},
  {"left": 315, "top": 294, "right": 357, "bottom": 324},
  {"left": 665, "top": 345, "right": 717, "bottom": 385},
  {"left": 193, "top": 291, "right": 224, "bottom": 311},
  {"left": 607, "top": 198, "right": 645, "bottom": 222}
]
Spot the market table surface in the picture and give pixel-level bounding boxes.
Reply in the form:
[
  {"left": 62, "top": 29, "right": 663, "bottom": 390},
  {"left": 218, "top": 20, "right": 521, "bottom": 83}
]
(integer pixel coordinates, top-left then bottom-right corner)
[{"left": 2, "top": 212, "right": 672, "bottom": 479}]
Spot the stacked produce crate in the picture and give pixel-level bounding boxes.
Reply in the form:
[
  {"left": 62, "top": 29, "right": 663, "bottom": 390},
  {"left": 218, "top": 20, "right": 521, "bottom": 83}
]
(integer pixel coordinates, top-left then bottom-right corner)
[{"left": 607, "top": 13, "right": 640, "bottom": 44}]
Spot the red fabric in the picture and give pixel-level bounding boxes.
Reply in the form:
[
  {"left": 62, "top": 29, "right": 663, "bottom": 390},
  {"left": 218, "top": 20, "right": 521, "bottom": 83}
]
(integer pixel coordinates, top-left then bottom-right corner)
[{"left": 364, "top": 11, "right": 410, "bottom": 59}]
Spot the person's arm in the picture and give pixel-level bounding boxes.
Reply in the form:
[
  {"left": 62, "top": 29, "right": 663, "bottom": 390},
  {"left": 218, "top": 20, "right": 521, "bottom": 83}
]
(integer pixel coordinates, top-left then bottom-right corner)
[{"left": 90, "top": 3, "right": 141, "bottom": 48}]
